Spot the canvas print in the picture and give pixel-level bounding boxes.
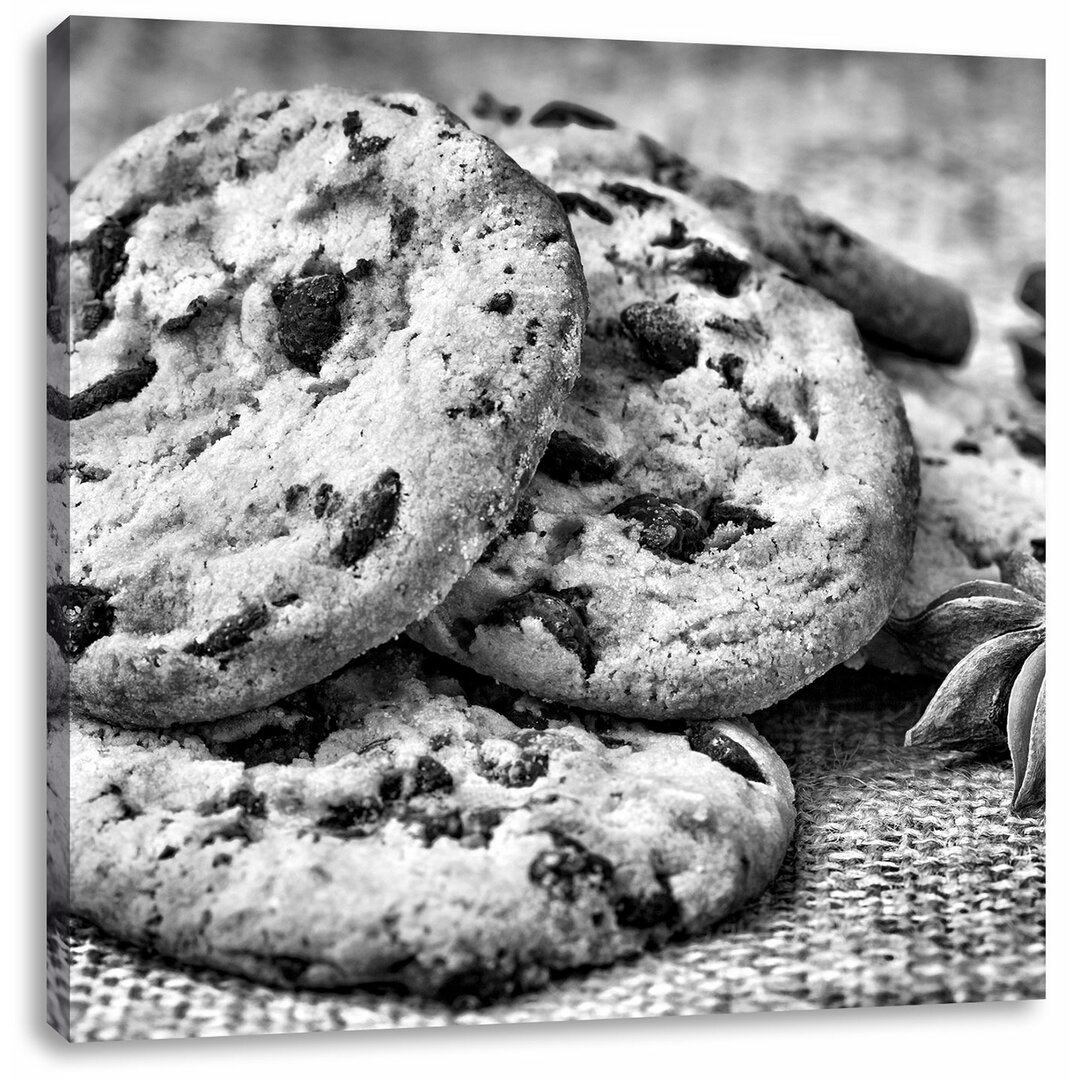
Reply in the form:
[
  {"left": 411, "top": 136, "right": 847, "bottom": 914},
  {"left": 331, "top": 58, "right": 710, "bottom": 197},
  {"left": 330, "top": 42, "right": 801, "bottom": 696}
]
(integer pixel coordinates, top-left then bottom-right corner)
[{"left": 46, "top": 16, "right": 1046, "bottom": 1041}]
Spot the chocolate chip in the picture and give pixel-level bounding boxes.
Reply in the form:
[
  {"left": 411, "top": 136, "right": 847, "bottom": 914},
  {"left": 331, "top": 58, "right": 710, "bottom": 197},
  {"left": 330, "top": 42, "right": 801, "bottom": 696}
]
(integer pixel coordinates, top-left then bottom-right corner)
[
  {"left": 390, "top": 203, "right": 419, "bottom": 250},
  {"left": 486, "top": 748, "right": 549, "bottom": 788},
  {"left": 175, "top": 130, "right": 199, "bottom": 144},
  {"left": 556, "top": 192, "right": 614, "bottom": 224},
  {"left": 47, "top": 461, "right": 111, "bottom": 484},
  {"left": 1031, "top": 538, "right": 1045, "bottom": 562},
  {"left": 276, "top": 273, "right": 347, "bottom": 375},
  {"left": 205, "top": 114, "right": 229, "bottom": 134},
  {"left": 610, "top": 493, "right": 707, "bottom": 561},
  {"left": 331, "top": 469, "right": 401, "bottom": 565},
  {"left": 1012, "top": 331, "right": 1045, "bottom": 403},
  {"left": 312, "top": 482, "right": 337, "bottom": 519},
  {"left": 158, "top": 845, "right": 179, "bottom": 861},
  {"left": 952, "top": 439, "right": 981, "bottom": 455},
  {"left": 529, "top": 831, "right": 614, "bottom": 902},
  {"left": 487, "top": 591, "right": 593, "bottom": 673},
  {"left": 86, "top": 217, "right": 131, "bottom": 302},
  {"left": 483, "top": 292, "right": 515, "bottom": 315},
  {"left": 539, "top": 430, "right": 618, "bottom": 483},
  {"left": 710, "top": 352, "right": 746, "bottom": 389},
  {"left": 344, "top": 258, "right": 375, "bottom": 281},
  {"left": 226, "top": 788, "right": 267, "bottom": 818},
  {"left": 47, "top": 357, "right": 159, "bottom": 421},
  {"left": 620, "top": 301, "right": 700, "bottom": 375},
  {"left": 46, "top": 584, "right": 115, "bottom": 659},
  {"left": 741, "top": 399, "right": 797, "bottom": 445},
  {"left": 529, "top": 101, "right": 616, "bottom": 129},
  {"left": 349, "top": 134, "right": 392, "bottom": 161},
  {"left": 1010, "top": 428, "right": 1046, "bottom": 459},
  {"left": 650, "top": 218, "right": 690, "bottom": 249},
  {"left": 599, "top": 181, "right": 666, "bottom": 214},
  {"left": 507, "top": 496, "right": 536, "bottom": 537},
  {"left": 161, "top": 295, "right": 208, "bottom": 333},
  {"left": 316, "top": 796, "right": 384, "bottom": 836},
  {"left": 471, "top": 91, "right": 522, "bottom": 124},
  {"left": 685, "top": 725, "right": 768, "bottom": 784},
  {"left": 680, "top": 239, "right": 751, "bottom": 296},
  {"left": 637, "top": 134, "right": 699, "bottom": 192},
  {"left": 46, "top": 234, "right": 64, "bottom": 342},
  {"left": 283, "top": 484, "right": 308, "bottom": 511},
  {"left": 183, "top": 603, "right": 270, "bottom": 658},
  {"left": 614, "top": 872, "right": 681, "bottom": 929},
  {"left": 385, "top": 101, "right": 418, "bottom": 116},
  {"left": 234, "top": 156, "right": 251, "bottom": 180},
  {"left": 705, "top": 500, "right": 775, "bottom": 535},
  {"left": 209, "top": 709, "right": 333, "bottom": 768},
  {"left": 1018, "top": 263, "right": 1045, "bottom": 320},
  {"left": 413, "top": 755, "right": 455, "bottom": 795}
]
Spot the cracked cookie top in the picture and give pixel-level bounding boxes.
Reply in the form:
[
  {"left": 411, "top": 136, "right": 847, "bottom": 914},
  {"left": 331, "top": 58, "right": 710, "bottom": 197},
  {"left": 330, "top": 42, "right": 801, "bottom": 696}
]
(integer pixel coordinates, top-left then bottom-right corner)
[
  {"left": 47, "top": 86, "right": 587, "bottom": 725},
  {"left": 64, "top": 638, "right": 794, "bottom": 1005},
  {"left": 410, "top": 144, "right": 919, "bottom": 719}
]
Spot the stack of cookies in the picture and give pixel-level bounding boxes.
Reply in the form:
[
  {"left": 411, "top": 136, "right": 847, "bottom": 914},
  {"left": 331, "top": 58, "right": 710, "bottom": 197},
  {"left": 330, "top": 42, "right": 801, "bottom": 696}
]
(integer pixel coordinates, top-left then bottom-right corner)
[{"left": 49, "top": 85, "right": 987, "bottom": 1006}]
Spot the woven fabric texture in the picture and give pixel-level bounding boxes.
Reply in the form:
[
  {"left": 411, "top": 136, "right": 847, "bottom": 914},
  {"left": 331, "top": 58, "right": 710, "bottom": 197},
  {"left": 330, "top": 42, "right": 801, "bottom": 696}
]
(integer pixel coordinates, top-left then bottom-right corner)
[
  {"left": 48, "top": 25, "right": 1045, "bottom": 1041},
  {"left": 48, "top": 677, "right": 1045, "bottom": 1040}
]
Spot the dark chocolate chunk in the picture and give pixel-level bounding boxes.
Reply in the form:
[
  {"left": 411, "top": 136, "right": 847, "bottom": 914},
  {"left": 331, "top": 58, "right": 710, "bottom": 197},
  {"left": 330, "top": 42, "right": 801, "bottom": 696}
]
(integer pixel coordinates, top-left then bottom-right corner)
[
  {"left": 685, "top": 725, "right": 768, "bottom": 784},
  {"left": 705, "top": 500, "right": 775, "bottom": 535},
  {"left": 175, "top": 130, "right": 199, "bottom": 145},
  {"left": 183, "top": 604, "right": 270, "bottom": 658},
  {"left": 741, "top": 399, "right": 797, "bottom": 445},
  {"left": 650, "top": 218, "right": 690, "bottom": 249},
  {"left": 680, "top": 239, "right": 751, "bottom": 296},
  {"left": 344, "top": 258, "right": 375, "bottom": 281},
  {"left": 614, "top": 872, "right": 681, "bottom": 929},
  {"left": 385, "top": 101, "right": 418, "bottom": 116},
  {"left": 483, "top": 292, "right": 515, "bottom": 315},
  {"left": 620, "top": 301, "right": 700, "bottom": 375},
  {"left": 413, "top": 754, "right": 455, "bottom": 795},
  {"left": 471, "top": 91, "right": 522, "bottom": 125},
  {"left": 1012, "top": 331, "right": 1045, "bottom": 403},
  {"left": 47, "top": 461, "right": 111, "bottom": 484},
  {"left": 610, "top": 493, "right": 708, "bottom": 561},
  {"left": 312, "top": 482, "right": 337, "bottom": 519},
  {"left": 507, "top": 495, "right": 536, "bottom": 537},
  {"left": 952, "top": 439, "right": 982, "bottom": 455},
  {"left": 487, "top": 591, "right": 593, "bottom": 673},
  {"left": 209, "top": 709, "right": 334, "bottom": 769},
  {"left": 276, "top": 273, "right": 347, "bottom": 375},
  {"left": 226, "top": 788, "right": 267, "bottom": 818},
  {"left": 46, "top": 583, "right": 116, "bottom": 660},
  {"left": 316, "top": 796, "right": 384, "bottom": 836},
  {"left": 161, "top": 295, "right": 209, "bottom": 333},
  {"left": 1031, "top": 538, "right": 1045, "bottom": 562},
  {"left": 1018, "top": 263, "right": 1045, "bottom": 320},
  {"left": 390, "top": 203, "right": 419, "bottom": 250},
  {"left": 283, "top": 484, "right": 308, "bottom": 511},
  {"left": 47, "top": 358, "right": 159, "bottom": 421},
  {"left": 86, "top": 217, "right": 131, "bottom": 302},
  {"left": 556, "top": 192, "right": 614, "bottom": 225},
  {"left": 539, "top": 430, "right": 619, "bottom": 483},
  {"left": 485, "top": 748, "right": 549, "bottom": 788},
  {"left": 205, "top": 114, "right": 229, "bottom": 134},
  {"left": 234, "top": 156, "right": 251, "bottom": 180},
  {"left": 1010, "top": 428, "right": 1046, "bottom": 459},
  {"left": 529, "top": 101, "right": 616, "bottom": 130},
  {"left": 637, "top": 134, "right": 699, "bottom": 192},
  {"left": 711, "top": 351, "right": 746, "bottom": 389},
  {"left": 46, "top": 233, "right": 64, "bottom": 342},
  {"left": 599, "top": 181, "right": 666, "bottom": 214},
  {"left": 529, "top": 831, "right": 614, "bottom": 902},
  {"left": 348, "top": 134, "right": 392, "bottom": 161},
  {"left": 331, "top": 469, "right": 401, "bottom": 565}
]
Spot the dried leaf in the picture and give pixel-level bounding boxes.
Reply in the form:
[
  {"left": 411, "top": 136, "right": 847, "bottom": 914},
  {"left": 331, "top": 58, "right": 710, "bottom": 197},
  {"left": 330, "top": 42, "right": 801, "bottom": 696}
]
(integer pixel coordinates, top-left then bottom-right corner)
[
  {"left": 1009, "top": 644, "right": 1046, "bottom": 815},
  {"left": 997, "top": 551, "right": 1046, "bottom": 602},
  {"left": 889, "top": 593, "right": 1044, "bottom": 674},
  {"left": 904, "top": 626, "right": 1045, "bottom": 752}
]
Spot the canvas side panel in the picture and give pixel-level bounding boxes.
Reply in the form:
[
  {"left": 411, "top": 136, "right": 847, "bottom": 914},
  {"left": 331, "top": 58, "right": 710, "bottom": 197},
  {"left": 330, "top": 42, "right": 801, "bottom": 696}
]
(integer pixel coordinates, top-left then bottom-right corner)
[{"left": 46, "top": 15, "right": 72, "bottom": 1044}]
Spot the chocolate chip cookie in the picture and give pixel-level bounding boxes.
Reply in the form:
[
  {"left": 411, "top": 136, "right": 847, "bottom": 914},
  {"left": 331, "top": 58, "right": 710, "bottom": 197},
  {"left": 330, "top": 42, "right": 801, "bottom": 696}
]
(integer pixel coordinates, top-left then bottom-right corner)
[
  {"left": 410, "top": 141, "right": 920, "bottom": 720},
  {"left": 61, "top": 639, "right": 794, "bottom": 1005},
  {"left": 467, "top": 94, "right": 973, "bottom": 363},
  {"left": 48, "top": 87, "right": 587, "bottom": 726}
]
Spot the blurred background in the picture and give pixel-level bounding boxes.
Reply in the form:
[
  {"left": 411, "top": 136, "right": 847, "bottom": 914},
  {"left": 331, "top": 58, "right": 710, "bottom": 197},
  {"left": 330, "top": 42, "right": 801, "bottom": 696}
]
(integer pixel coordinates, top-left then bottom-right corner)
[{"left": 53, "top": 16, "right": 1044, "bottom": 395}]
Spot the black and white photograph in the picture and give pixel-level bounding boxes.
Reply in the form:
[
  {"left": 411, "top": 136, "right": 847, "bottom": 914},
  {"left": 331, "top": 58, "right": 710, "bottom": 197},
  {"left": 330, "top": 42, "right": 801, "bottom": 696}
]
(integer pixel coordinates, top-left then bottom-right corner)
[{"left": 43, "top": 10, "right": 1048, "bottom": 1048}]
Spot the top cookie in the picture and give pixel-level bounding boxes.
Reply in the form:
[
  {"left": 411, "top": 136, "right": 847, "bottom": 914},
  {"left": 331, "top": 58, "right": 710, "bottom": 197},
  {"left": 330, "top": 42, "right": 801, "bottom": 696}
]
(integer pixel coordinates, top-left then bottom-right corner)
[
  {"left": 410, "top": 137, "right": 920, "bottom": 720},
  {"left": 467, "top": 95, "right": 973, "bottom": 364},
  {"left": 47, "top": 87, "right": 587, "bottom": 725}
]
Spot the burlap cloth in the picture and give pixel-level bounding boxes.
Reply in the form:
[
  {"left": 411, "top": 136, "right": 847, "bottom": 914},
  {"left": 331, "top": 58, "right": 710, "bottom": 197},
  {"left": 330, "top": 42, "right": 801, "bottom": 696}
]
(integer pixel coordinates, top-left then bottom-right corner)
[{"left": 49, "top": 22, "right": 1045, "bottom": 1040}]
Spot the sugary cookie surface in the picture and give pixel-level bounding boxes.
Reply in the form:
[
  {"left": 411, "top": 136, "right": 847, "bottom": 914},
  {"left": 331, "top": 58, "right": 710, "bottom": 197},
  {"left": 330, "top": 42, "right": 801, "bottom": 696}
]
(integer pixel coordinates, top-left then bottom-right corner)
[
  {"left": 412, "top": 143, "right": 919, "bottom": 719},
  {"left": 64, "top": 641, "right": 794, "bottom": 1005},
  {"left": 48, "top": 87, "right": 587, "bottom": 726}
]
